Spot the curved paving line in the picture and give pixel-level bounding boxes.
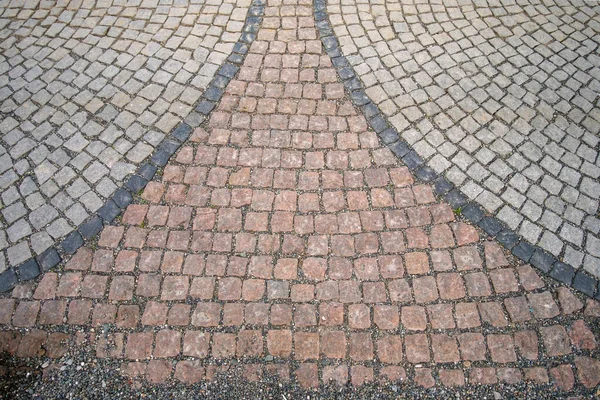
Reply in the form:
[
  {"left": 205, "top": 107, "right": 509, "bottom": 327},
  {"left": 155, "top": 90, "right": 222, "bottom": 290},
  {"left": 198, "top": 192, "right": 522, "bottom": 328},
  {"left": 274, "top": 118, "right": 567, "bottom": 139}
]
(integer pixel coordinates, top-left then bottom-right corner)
[
  {"left": 0, "top": 0, "right": 267, "bottom": 293},
  {"left": 312, "top": 0, "right": 599, "bottom": 300}
]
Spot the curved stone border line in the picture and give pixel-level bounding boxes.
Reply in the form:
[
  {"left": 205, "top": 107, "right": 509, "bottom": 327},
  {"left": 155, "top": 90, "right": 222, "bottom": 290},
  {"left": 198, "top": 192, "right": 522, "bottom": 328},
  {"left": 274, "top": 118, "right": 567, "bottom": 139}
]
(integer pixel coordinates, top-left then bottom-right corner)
[
  {"left": 0, "top": 0, "right": 267, "bottom": 293},
  {"left": 313, "top": 0, "right": 599, "bottom": 300}
]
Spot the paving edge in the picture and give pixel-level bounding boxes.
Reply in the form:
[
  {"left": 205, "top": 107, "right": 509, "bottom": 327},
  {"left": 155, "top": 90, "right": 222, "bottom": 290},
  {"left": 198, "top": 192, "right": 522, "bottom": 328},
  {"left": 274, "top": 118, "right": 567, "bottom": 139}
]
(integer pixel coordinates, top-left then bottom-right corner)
[
  {"left": 0, "top": 0, "right": 267, "bottom": 293},
  {"left": 312, "top": 0, "right": 600, "bottom": 300}
]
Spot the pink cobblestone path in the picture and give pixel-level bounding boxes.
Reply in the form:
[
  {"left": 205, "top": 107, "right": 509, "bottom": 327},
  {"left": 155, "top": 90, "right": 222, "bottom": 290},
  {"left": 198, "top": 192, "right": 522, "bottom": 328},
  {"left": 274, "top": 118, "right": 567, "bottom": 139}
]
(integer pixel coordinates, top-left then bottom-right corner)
[{"left": 1, "top": 0, "right": 599, "bottom": 394}]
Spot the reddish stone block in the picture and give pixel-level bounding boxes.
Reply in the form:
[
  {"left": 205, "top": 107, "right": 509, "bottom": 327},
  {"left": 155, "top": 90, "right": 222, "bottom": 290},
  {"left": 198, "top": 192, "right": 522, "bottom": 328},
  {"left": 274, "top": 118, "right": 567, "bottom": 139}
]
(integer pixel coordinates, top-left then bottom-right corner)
[
  {"left": 108, "top": 276, "right": 134, "bottom": 301},
  {"left": 380, "top": 231, "right": 407, "bottom": 253},
  {"left": 295, "top": 363, "right": 318, "bottom": 389},
  {"left": 91, "top": 303, "right": 116, "bottom": 326},
  {"left": 349, "top": 332, "right": 373, "bottom": 361},
  {"left": 550, "top": 364, "right": 574, "bottom": 391},
  {"left": 38, "top": 300, "right": 66, "bottom": 325},
  {"left": 182, "top": 331, "right": 209, "bottom": 358},
  {"left": 437, "top": 273, "right": 465, "bottom": 300},
  {"left": 363, "top": 281, "right": 387, "bottom": 303},
  {"left": 301, "top": 257, "right": 327, "bottom": 281},
  {"left": 439, "top": 369, "right": 465, "bottom": 387},
  {"left": 16, "top": 329, "right": 46, "bottom": 357},
  {"left": 557, "top": 287, "right": 583, "bottom": 315},
  {"left": 154, "top": 329, "right": 181, "bottom": 358},
  {"left": 351, "top": 366, "right": 373, "bottom": 387},
  {"left": 379, "top": 255, "right": 404, "bottom": 279},
  {"left": 147, "top": 360, "right": 172, "bottom": 384},
  {"left": 291, "top": 284, "right": 314, "bottom": 302},
  {"left": 469, "top": 367, "right": 497, "bottom": 385},
  {"left": 568, "top": 320, "right": 597, "bottom": 350},
  {"left": 487, "top": 334, "right": 517, "bottom": 363},
  {"left": 137, "top": 274, "right": 161, "bottom": 297},
  {"left": 458, "top": 332, "right": 486, "bottom": 361},
  {"left": 322, "top": 365, "right": 348, "bottom": 386},
  {"left": 348, "top": 303, "right": 370, "bottom": 329},
  {"left": 217, "top": 277, "right": 242, "bottom": 301},
  {"left": 56, "top": 272, "right": 82, "bottom": 297},
  {"left": 270, "top": 303, "right": 292, "bottom": 325},
  {"left": 404, "top": 252, "right": 429, "bottom": 275},
  {"left": 453, "top": 246, "right": 482, "bottom": 270},
  {"left": 245, "top": 303, "right": 269, "bottom": 325},
  {"left": 524, "top": 367, "right": 549, "bottom": 384},
  {"left": 504, "top": 296, "right": 531, "bottom": 322},
  {"left": 404, "top": 228, "right": 428, "bottom": 249},
  {"left": 174, "top": 360, "right": 204, "bottom": 384},
  {"left": 141, "top": 301, "right": 168, "bottom": 326},
  {"left": 464, "top": 272, "right": 492, "bottom": 297},
  {"left": 528, "top": 291, "right": 560, "bottom": 319},
  {"left": 514, "top": 330, "right": 538, "bottom": 360},
  {"left": 319, "top": 302, "right": 344, "bottom": 326},
  {"left": 242, "top": 279, "right": 265, "bottom": 301},
  {"left": 388, "top": 279, "right": 412, "bottom": 303},
  {"left": 575, "top": 356, "right": 600, "bottom": 389},
  {"left": 431, "top": 334, "right": 459, "bottom": 363},
  {"left": 541, "top": 325, "right": 572, "bottom": 357},
  {"left": 80, "top": 275, "right": 108, "bottom": 299},
  {"left": 321, "top": 331, "right": 346, "bottom": 359},
  {"left": 316, "top": 281, "right": 338, "bottom": 301},
  {"left": 379, "top": 366, "right": 407, "bottom": 383},
  {"left": 430, "top": 203, "right": 454, "bottom": 224},
  {"left": 67, "top": 299, "right": 92, "bottom": 325},
  {"left": 295, "top": 332, "right": 319, "bottom": 360},
  {"left": 237, "top": 330, "right": 263, "bottom": 357},
  {"left": 414, "top": 368, "right": 435, "bottom": 388},
  {"left": 430, "top": 224, "right": 454, "bottom": 248},
  {"left": 489, "top": 268, "right": 519, "bottom": 293},
  {"left": 497, "top": 367, "right": 522, "bottom": 384},
  {"left": 125, "top": 332, "right": 153, "bottom": 360},
  {"left": 13, "top": 301, "right": 40, "bottom": 327},
  {"left": 427, "top": 304, "right": 455, "bottom": 329},
  {"left": 192, "top": 303, "right": 221, "bottom": 327},
  {"left": 221, "top": 303, "right": 243, "bottom": 326},
  {"left": 383, "top": 210, "right": 408, "bottom": 229},
  {"left": 267, "top": 330, "right": 292, "bottom": 357},
  {"left": 46, "top": 332, "right": 70, "bottom": 358},
  {"left": 374, "top": 305, "right": 399, "bottom": 330},
  {"left": 65, "top": 248, "right": 93, "bottom": 270},
  {"left": 377, "top": 335, "right": 403, "bottom": 364},
  {"left": 294, "top": 304, "right": 317, "bottom": 327},
  {"left": 33, "top": 273, "right": 57, "bottom": 299},
  {"left": 455, "top": 302, "right": 481, "bottom": 329},
  {"left": 212, "top": 333, "right": 236, "bottom": 358},
  {"left": 146, "top": 205, "right": 169, "bottom": 226},
  {"left": 122, "top": 204, "right": 148, "bottom": 225},
  {"left": 483, "top": 241, "right": 508, "bottom": 268},
  {"left": 452, "top": 222, "right": 479, "bottom": 246},
  {"left": 98, "top": 226, "right": 124, "bottom": 247},
  {"left": 479, "top": 302, "right": 508, "bottom": 327},
  {"left": 412, "top": 276, "right": 439, "bottom": 303},
  {"left": 405, "top": 334, "right": 430, "bottom": 363},
  {"left": 401, "top": 306, "right": 427, "bottom": 331}
]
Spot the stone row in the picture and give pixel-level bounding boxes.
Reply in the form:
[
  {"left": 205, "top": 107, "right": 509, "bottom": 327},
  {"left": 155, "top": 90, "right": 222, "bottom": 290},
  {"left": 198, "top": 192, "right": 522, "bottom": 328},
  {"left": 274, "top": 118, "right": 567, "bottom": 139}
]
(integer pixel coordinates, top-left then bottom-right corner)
[
  {"left": 0, "top": 287, "right": 595, "bottom": 330},
  {"left": 1, "top": 328, "right": 598, "bottom": 390}
]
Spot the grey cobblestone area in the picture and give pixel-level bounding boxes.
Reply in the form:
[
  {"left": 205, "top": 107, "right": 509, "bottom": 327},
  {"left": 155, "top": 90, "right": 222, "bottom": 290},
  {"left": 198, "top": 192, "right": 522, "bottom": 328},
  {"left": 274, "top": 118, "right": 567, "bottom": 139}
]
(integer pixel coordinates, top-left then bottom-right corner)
[
  {"left": 0, "top": 0, "right": 250, "bottom": 272},
  {"left": 327, "top": 0, "right": 600, "bottom": 278}
]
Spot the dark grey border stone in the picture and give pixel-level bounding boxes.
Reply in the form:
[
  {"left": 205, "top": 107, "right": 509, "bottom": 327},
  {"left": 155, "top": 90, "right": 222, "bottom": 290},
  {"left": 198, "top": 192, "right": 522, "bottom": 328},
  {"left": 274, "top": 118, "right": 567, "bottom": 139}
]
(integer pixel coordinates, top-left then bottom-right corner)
[
  {"left": 0, "top": 0, "right": 266, "bottom": 292},
  {"left": 312, "top": 0, "right": 598, "bottom": 299}
]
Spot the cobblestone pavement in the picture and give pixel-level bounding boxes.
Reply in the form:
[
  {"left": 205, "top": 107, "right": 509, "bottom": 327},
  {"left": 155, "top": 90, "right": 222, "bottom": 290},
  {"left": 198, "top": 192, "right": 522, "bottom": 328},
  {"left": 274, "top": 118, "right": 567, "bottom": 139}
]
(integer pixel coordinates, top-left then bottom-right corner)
[
  {"left": 1, "top": 0, "right": 599, "bottom": 394},
  {"left": 327, "top": 0, "right": 600, "bottom": 279},
  {"left": 0, "top": 0, "right": 250, "bottom": 273}
]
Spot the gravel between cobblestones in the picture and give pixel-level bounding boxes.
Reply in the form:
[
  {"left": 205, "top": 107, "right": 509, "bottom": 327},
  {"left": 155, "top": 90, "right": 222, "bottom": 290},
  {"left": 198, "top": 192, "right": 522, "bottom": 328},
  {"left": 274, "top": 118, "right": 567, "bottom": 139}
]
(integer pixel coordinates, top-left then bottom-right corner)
[{"left": 1, "top": 350, "right": 598, "bottom": 400}]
